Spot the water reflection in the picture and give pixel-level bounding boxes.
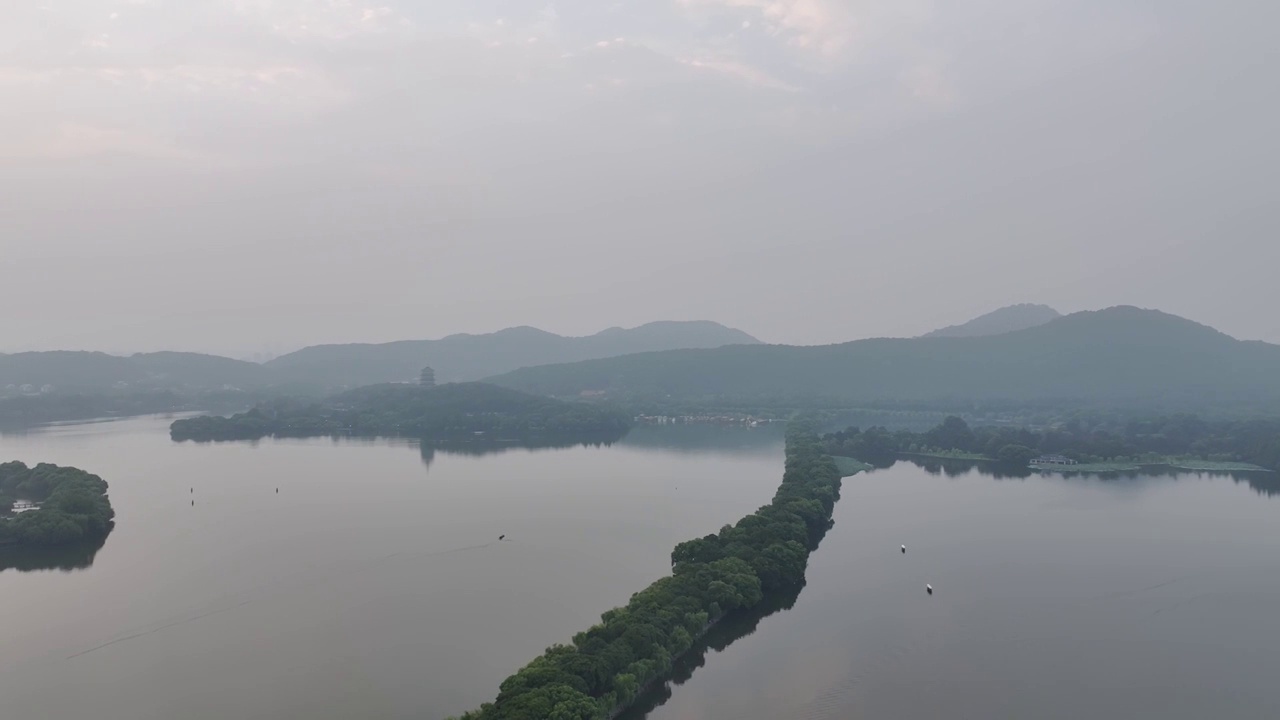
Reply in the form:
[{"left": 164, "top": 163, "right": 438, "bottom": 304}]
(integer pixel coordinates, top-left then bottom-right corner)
[
  {"left": 623, "top": 456, "right": 1277, "bottom": 719},
  {"left": 907, "top": 456, "right": 1033, "bottom": 479},
  {"left": 175, "top": 425, "right": 788, "bottom": 474},
  {"left": 640, "top": 457, "right": 1280, "bottom": 720},
  {"left": 417, "top": 424, "right": 784, "bottom": 469},
  {"left": 895, "top": 457, "right": 1279, "bottom": 496},
  {"left": 418, "top": 431, "right": 630, "bottom": 469},
  {"left": 0, "top": 414, "right": 792, "bottom": 720},
  {"left": 617, "top": 583, "right": 806, "bottom": 720},
  {"left": 619, "top": 424, "right": 784, "bottom": 456},
  {"left": 0, "top": 537, "right": 108, "bottom": 573},
  {"left": 168, "top": 427, "right": 632, "bottom": 471}
]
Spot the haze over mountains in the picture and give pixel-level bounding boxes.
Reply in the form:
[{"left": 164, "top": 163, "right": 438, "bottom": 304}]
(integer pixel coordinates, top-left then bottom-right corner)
[
  {"left": 264, "top": 321, "right": 760, "bottom": 388},
  {"left": 9, "top": 308, "right": 1280, "bottom": 414},
  {"left": 922, "top": 304, "right": 1062, "bottom": 338},
  {"left": 0, "top": 321, "right": 758, "bottom": 395},
  {"left": 0, "top": 351, "right": 276, "bottom": 395},
  {"left": 488, "top": 307, "right": 1280, "bottom": 411}
]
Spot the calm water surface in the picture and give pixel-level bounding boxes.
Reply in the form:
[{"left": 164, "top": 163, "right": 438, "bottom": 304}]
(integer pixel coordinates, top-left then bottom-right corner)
[
  {"left": 0, "top": 416, "right": 783, "bottom": 720},
  {"left": 638, "top": 460, "right": 1280, "bottom": 720},
  {"left": 6, "top": 418, "right": 1280, "bottom": 720}
]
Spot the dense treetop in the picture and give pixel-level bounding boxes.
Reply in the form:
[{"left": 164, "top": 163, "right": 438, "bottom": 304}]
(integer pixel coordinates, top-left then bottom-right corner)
[{"left": 0, "top": 462, "right": 115, "bottom": 547}]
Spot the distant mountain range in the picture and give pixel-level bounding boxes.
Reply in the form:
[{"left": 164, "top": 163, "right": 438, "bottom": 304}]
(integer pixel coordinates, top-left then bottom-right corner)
[
  {"left": 487, "top": 307, "right": 1280, "bottom": 410},
  {"left": 922, "top": 304, "right": 1061, "bottom": 338},
  {"left": 0, "top": 351, "right": 276, "bottom": 394},
  {"left": 0, "top": 321, "right": 758, "bottom": 395},
  {"left": 11, "top": 309, "right": 1280, "bottom": 414},
  {"left": 264, "top": 321, "right": 760, "bottom": 388}
]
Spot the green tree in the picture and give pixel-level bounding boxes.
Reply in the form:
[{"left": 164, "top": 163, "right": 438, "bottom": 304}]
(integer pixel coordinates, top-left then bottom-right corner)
[{"left": 996, "top": 444, "right": 1038, "bottom": 467}]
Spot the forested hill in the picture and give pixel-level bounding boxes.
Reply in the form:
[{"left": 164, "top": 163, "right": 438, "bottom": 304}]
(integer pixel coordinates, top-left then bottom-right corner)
[
  {"left": 487, "top": 307, "right": 1280, "bottom": 411},
  {"left": 264, "top": 321, "right": 759, "bottom": 388},
  {"left": 0, "top": 351, "right": 277, "bottom": 394},
  {"left": 921, "top": 303, "right": 1061, "bottom": 338},
  {"left": 169, "top": 382, "right": 633, "bottom": 442}
]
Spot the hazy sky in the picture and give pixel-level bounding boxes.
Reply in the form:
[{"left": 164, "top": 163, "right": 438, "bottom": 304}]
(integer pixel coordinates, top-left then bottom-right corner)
[{"left": 3, "top": 1, "right": 1277, "bottom": 356}]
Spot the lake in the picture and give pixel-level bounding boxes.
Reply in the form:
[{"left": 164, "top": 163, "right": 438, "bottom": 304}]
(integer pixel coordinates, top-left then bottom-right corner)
[
  {"left": 4, "top": 419, "right": 1279, "bottom": 720},
  {"left": 632, "top": 459, "right": 1280, "bottom": 720},
  {"left": 0, "top": 416, "right": 783, "bottom": 720}
]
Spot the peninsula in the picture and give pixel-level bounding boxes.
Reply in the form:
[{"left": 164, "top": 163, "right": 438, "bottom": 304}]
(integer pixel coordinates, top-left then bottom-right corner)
[{"left": 448, "top": 423, "right": 850, "bottom": 720}]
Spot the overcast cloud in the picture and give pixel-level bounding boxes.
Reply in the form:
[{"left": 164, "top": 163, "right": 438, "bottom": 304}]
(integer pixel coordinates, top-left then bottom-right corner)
[{"left": 2, "top": 1, "right": 1276, "bottom": 356}]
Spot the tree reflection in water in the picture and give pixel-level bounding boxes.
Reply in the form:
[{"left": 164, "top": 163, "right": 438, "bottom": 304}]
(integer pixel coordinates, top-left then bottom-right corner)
[
  {"left": 902, "top": 457, "right": 1280, "bottom": 497},
  {"left": 417, "top": 429, "right": 630, "bottom": 470},
  {"left": 0, "top": 536, "right": 107, "bottom": 573},
  {"left": 617, "top": 582, "right": 806, "bottom": 720}
]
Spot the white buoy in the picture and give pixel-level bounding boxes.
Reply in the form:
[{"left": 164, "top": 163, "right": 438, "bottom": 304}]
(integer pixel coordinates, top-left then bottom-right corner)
[
  {"left": 901, "top": 545, "right": 907, "bottom": 554},
  {"left": 926, "top": 584, "right": 934, "bottom": 595}
]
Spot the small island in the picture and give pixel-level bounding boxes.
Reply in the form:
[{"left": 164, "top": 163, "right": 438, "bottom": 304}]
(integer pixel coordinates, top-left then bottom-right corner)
[
  {"left": 170, "top": 382, "right": 634, "bottom": 443},
  {"left": 0, "top": 461, "right": 116, "bottom": 547}
]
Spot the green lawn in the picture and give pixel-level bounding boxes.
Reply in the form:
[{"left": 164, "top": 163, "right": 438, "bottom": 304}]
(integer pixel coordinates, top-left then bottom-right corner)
[
  {"left": 1032, "top": 461, "right": 1141, "bottom": 473},
  {"left": 1166, "top": 459, "right": 1271, "bottom": 472},
  {"left": 832, "top": 456, "right": 874, "bottom": 477}
]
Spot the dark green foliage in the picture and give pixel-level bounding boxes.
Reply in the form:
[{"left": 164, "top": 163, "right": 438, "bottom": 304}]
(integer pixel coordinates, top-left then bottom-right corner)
[
  {"left": 0, "top": 462, "right": 115, "bottom": 547},
  {"left": 925, "top": 416, "right": 978, "bottom": 454},
  {"left": 169, "top": 382, "right": 633, "bottom": 442},
  {"left": 824, "top": 415, "right": 1280, "bottom": 471},
  {"left": 489, "top": 307, "right": 1280, "bottom": 412},
  {"left": 996, "top": 444, "right": 1038, "bottom": 467},
  {"left": 447, "top": 424, "right": 848, "bottom": 720}
]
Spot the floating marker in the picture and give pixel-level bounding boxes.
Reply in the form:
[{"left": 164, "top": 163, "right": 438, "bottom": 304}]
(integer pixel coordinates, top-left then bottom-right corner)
[
  {"left": 901, "top": 545, "right": 907, "bottom": 554},
  {"left": 926, "top": 584, "right": 933, "bottom": 595}
]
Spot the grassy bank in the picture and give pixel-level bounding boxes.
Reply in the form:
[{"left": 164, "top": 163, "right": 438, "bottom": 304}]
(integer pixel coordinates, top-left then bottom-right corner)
[
  {"left": 832, "top": 456, "right": 873, "bottom": 477},
  {"left": 1165, "top": 459, "right": 1271, "bottom": 472}
]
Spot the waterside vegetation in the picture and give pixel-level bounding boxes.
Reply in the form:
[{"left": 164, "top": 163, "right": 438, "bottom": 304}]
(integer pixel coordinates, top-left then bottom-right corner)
[
  {"left": 0, "top": 462, "right": 115, "bottom": 547},
  {"left": 170, "top": 382, "right": 633, "bottom": 443},
  {"left": 447, "top": 423, "right": 850, "bottom": 720},
  {"left": 822, "top": 414, "right": 1280, "bottom": 472}
]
